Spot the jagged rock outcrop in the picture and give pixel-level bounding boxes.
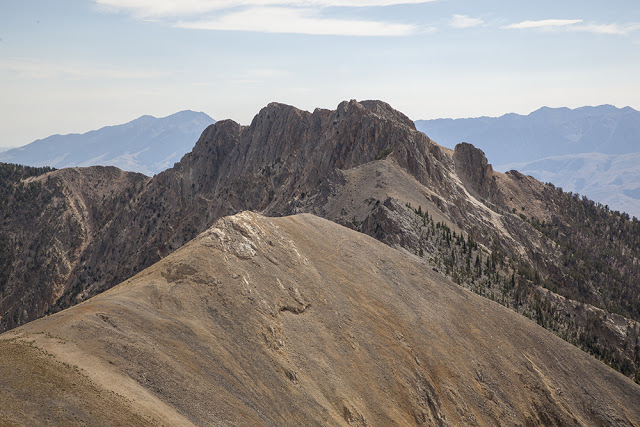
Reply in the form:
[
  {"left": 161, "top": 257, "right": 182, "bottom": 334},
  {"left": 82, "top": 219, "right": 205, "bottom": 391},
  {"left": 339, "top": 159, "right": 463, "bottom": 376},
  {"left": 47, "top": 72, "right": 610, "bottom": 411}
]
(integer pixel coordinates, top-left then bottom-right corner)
[
  {"left": 2, "top": 212, "right": 639, "bottom": 425},
  {"left": 54, "top": 100, "right": 455, "bottom": 309},
  {"left": 453, "top": 142, "right": 498, "bottom": 202},
  {"left": 3, "top": 99, "right": 640, "bottom": 383}
]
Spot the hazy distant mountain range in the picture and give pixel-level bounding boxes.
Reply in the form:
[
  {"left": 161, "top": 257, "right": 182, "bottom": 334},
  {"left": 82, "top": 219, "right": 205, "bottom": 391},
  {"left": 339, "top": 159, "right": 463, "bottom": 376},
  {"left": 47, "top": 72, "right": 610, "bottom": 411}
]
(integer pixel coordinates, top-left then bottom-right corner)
[
  {"left": 415, "top": 105, "right": 640, "bottom": 164},
  {"left": 416, "top": 105, "right": 640, "bottom": 217},
  {"left": 0, "top": 111, "right": 215, "bottom": 176},
  {"left": 2, "top": 105, "right": 638, "bottom": 216}
]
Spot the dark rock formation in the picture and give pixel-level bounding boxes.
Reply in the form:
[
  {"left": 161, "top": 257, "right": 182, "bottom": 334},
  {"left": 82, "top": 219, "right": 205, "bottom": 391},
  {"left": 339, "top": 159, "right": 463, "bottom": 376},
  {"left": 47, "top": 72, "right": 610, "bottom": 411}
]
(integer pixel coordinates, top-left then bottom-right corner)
[
  {"left": 453, "top": 142, "right": 498, "bottom": 202},
  {"left": 52, "top": 100, "right": 454, "bottom": 310},
  {"left": 2, "top": 99, "right": 640, "bottom": 383}
]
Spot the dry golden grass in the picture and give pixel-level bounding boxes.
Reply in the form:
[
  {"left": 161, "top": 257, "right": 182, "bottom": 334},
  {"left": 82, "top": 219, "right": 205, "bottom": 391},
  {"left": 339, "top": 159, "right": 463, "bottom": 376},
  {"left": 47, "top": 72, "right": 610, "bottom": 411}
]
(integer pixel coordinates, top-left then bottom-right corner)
[{"left": 1, "top": 212, "right": 639, "bottom": 425}]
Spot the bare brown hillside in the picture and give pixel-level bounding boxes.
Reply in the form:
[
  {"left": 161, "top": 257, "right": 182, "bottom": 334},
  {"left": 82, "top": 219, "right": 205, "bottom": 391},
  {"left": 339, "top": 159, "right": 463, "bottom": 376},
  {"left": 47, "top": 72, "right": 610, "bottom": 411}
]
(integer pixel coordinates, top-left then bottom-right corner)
[
  {"left": 1, "top": 212, "right": 638, "bottom": 426},
  {"left": 2, "top": 99, "right": 640, "bottom": 380}
]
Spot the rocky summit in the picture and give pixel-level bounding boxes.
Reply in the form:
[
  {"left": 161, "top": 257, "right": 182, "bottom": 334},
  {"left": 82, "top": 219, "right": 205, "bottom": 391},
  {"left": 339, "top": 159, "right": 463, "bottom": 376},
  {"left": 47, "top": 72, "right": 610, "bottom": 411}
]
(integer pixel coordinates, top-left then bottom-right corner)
[
  {"left": 1, "top": 99, "right": 640, "bottom": 425},
  {"left": 1, "top": 212, "right": 639, "bottom": 426}
]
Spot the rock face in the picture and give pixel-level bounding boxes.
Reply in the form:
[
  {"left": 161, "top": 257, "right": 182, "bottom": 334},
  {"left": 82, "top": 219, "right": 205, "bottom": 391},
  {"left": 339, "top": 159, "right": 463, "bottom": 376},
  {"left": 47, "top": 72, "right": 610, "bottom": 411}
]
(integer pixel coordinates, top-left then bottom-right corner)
[
  {"left": 453, "top": 142, "right": 497, "bottom": 202},
  {"left": 54, "top": 100, "right": 452, "bottom": 310},
  {"left": 2, "top": 99, "right": 640, "bottom": 383},
  {"left": 415, "top": 105, "right": 640, "bottom": 218},
  {"left": 1, "top": 212, "right": 639, "bottom": 426}
]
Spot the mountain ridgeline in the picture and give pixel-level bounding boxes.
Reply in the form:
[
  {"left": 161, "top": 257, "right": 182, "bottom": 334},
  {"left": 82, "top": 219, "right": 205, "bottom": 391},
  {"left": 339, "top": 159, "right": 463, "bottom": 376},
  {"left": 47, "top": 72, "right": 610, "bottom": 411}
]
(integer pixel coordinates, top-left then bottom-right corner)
[
  {"left": 1, "top": 100, "right": 640, "bottom": 386},
  {"left": 2, "top": 212, "right": 638, "bottom": 425},
  {"left": 415, "top": 105, "right": 640, "bottom": 165},
  {"left": 501, "top": 152, "right": 640, "bottom": 219},
  {"left": 415, "top": 105, "right": 640, "bottom": 218}
]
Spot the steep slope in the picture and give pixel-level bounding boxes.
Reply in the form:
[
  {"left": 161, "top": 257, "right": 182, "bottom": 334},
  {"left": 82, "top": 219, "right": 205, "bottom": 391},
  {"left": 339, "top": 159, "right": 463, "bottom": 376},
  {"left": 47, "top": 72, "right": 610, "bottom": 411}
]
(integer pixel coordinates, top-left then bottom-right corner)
[
  {"left": 56, "top": 100, "right": 451, "bottom": 307},
  {"left": 415, "top": 105, "right": 640, "bottom": 217},
  {"left": 501, "top": 152, "right": 640, "bottom": 218},
  {"left": 3, "top": 100, "right": 640, "bottom": 381},
  {"left": 0, "top": 111, "right": 215, "bottom": 176},
  {"left": 0, "top": 163, "right": 149, "bottom": 331},
  {"left": 2, "top": 212, "right": 639, "bottom": 426}
]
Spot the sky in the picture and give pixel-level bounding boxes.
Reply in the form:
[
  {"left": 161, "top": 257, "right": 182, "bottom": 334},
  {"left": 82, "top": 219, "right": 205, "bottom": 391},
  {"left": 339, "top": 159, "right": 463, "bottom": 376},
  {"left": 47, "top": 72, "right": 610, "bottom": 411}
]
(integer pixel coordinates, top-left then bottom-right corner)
[{"left": 1, "top": 0, "right": 639, "bottom": 148}]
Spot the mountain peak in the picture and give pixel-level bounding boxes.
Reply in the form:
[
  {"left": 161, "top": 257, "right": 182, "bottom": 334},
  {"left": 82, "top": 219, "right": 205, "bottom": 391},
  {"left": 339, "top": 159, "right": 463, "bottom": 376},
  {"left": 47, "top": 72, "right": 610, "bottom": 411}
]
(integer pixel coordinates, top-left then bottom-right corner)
[
  {"left": 335, "top": 99, "right": 416, "bottom": 130},
  {"left": 453, "top": 142, "right": 496, "bottom": 201},
  {"left": 250, "top": 102, "right": 311, "bottom": 128},
  {"left": 0, "top": 111, "right": 215, "bottom": 176}
]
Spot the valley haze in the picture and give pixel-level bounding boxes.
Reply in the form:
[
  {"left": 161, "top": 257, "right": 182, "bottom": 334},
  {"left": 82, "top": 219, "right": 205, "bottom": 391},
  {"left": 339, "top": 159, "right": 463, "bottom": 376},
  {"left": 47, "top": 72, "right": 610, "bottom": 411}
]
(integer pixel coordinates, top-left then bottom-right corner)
[{"left": 0, "top": 111, "right": 215, "bottom": 176}]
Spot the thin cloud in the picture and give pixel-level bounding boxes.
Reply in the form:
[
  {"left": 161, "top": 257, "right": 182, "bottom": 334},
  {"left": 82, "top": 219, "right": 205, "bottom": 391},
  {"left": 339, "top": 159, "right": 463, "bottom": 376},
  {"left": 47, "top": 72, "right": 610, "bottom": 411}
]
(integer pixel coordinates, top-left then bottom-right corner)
[
  {"left": 176, "top": 7, "right": 416, "bottom": 36},
  {"left": 95, "top": 0, "right": 435, "bottom": 18},
  {"left": 504, "top": 18, "right": 640, "bottom": 36},
  {"left": 571, "top": 23, "right": 640, "bottom": 35},
  {"left": 505, "top": 19, "right": 583, "bottom": 30},
  {"left": 450, "top": 14, "right": 483, "bottom": 29},
  {"left": 1, "top": 59, "right": 167, "bottom": 80}
]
